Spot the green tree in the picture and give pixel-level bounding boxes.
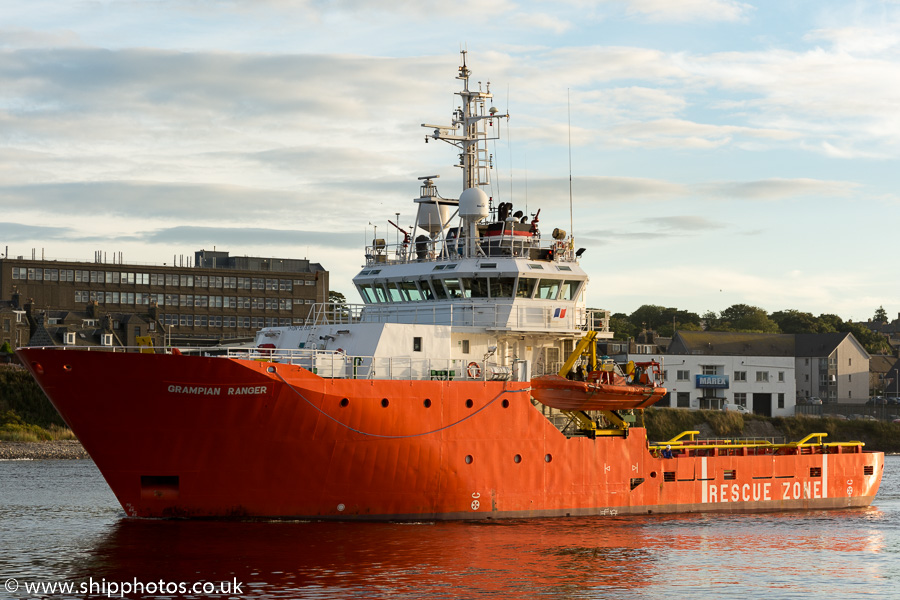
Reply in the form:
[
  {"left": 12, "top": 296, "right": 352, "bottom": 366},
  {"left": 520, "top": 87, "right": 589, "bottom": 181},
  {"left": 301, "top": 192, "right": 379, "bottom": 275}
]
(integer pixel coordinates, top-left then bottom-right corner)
[
  {"left": 874, "top": 306, "right": 889, "bottom": 324},
  {"left": 843, "top": 321, "right": 891, "bottom": 355},
  {"left": 328, "top": 290, "right": 348, "bottom": 305},
  {"left": 817, "top": 313, "right": 843, "bottom": 333},
  {"left": 770, "top": 309, "right": 818, "bottom": 334},
  {"left": 628, "top": 305, "right": 666, "bottom": 332},
  {"left": 610, "top": 313, "right": 637, "bottom": 340},
  {"left": 712, "top": 304, "right": 779, "bottom": 333}
]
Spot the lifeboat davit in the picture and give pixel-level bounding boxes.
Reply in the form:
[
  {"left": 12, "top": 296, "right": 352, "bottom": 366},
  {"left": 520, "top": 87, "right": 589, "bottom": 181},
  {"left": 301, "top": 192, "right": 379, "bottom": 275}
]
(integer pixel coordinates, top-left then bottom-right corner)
[{"left": 531, "top": 365, "right": 667, "bottom": 411}]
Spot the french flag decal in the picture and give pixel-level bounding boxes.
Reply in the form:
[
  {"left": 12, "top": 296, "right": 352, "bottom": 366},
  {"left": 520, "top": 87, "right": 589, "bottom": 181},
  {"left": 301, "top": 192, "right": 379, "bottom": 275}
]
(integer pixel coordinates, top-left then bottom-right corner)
[{"left": 553, "top": 308, "right": 567, "bottom": 318}]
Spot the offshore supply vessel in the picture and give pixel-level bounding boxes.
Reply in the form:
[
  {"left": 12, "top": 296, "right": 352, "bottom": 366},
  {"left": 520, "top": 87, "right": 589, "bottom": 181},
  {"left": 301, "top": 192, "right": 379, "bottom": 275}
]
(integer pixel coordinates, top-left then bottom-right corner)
[{"left": 18, "top": 53, "right": 882, "bottom": 519}]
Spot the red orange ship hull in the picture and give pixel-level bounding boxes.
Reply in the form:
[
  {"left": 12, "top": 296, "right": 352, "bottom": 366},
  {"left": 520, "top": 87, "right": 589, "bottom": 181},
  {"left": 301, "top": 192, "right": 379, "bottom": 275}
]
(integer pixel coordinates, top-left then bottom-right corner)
[{"left": 18, "top": 348, "right": 883, "bottom": 520}]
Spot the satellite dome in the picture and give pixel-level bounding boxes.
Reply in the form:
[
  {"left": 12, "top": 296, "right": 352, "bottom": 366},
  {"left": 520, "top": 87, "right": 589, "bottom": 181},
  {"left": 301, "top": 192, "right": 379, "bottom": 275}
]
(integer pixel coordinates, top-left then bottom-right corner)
[{"left": 458, "top": 187, "right": 489, "bottom": 222}]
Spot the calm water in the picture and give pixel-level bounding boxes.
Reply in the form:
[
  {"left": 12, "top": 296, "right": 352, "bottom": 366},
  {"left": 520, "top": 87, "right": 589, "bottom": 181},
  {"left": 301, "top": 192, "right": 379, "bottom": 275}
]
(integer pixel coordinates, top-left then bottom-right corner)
[{"left": 1, "top": 457, "right": 899, "bottom": 599}]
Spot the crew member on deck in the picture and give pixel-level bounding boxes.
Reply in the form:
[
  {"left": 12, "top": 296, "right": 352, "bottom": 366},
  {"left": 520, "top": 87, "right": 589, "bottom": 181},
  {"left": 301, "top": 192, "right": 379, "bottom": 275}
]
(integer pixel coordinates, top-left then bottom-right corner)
[{"left": 662, "top": 445, "right": 674, "bottom": 459}]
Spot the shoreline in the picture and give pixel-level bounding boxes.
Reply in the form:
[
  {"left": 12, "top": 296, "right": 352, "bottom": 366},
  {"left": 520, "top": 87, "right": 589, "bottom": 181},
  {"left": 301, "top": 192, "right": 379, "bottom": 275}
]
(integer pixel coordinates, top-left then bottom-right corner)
[{"left": 0, "top": 440, "right": 89, "bottom": 460}]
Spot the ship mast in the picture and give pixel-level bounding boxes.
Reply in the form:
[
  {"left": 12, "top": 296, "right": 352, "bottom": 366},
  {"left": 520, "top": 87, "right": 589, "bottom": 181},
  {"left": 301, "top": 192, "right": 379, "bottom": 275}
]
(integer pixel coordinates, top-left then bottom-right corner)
[{"left": 421, "top": 51, "right": 509, "bottom": 258}]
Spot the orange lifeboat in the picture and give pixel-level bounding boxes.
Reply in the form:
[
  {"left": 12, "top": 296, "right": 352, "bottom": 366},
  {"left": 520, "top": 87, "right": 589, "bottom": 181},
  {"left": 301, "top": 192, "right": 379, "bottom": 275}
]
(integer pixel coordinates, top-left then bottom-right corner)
[{"left": 531, "top": 361, "right": 667, "bottom": 411}]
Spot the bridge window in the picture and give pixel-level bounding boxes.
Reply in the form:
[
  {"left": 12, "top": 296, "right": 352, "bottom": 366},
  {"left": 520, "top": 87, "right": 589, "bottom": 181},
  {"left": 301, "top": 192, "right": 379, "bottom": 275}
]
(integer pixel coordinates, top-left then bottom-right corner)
[
  {"left": 462, "top": 277, "right": 489, "bottom": 299},
  {"left": 431, "top": 279, "right": 448, "bottom": 300},
  {"left": 559, "top": 280, "right": 582, "bottom": 301},
  {"left": 397, "top": 281, "right": 423, "bottom": 301},
  {"left": 387, "top": 283, "right": 403, "bottom": 302},
  {"left": 444, "top": 278, "right": 463, "bottom": 299},
  {"left": 420, "top": 280, "right": 436, "bottom": 300},
  {"left": 492, "top": 277, "right": 516, "bottom": 298},
  {"left": 516, "top": 277, "right": 537, "bottom": 298},
  {"left": 535, "top": 279, "right": 561, "bottom": 300}
]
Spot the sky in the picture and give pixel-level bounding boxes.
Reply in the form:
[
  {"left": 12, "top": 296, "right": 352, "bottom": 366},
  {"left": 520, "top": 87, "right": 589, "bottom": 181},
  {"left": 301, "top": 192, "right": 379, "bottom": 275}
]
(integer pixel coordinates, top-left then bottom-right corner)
[{"left": 2, "top": 0, "right": 899, "bottom": 323}]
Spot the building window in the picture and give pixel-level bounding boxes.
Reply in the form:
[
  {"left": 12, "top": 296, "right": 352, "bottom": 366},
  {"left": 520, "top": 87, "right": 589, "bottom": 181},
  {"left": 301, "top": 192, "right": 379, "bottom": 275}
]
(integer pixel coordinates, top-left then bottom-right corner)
[
  {"left": 702, "top": 365, "right": 718, "bottom": 375},
  {"left": 778, "top": 371, "right": 785, "bottom": 382},
  {"left": 305, "top": 280, "right": 315, "bottom": 286},
  {"left": 413, "top": 337, "right": 422, "bottom": 352},
  {"left": 101, "top": 333, "right": 113, "bottom": 346},
  {"left": 734, "top": 392, "right": 746, "bottom": 407},
  {"left": 64, "top": 332, "right": 75, "bottom": 345},
  {"left": 849, "top": 358, "right": 852, "bottom": 366},
  {"left": 734, "top": 371, "right": 747, "bottom": 382},
  {"left": 677, "top": 392, "right": 690, "bottom": 407},
  {"left": 462, "top": 340, "right": 470, "bottom": 354},
  {"left": 677, "top": 369, "right": 690, "bottom": 381},
  {"left": 756, "top": 371, "right": 769, "bottom": 383},
  {"left": 778, "top": 393, "right": 784, "bottom": 409}
]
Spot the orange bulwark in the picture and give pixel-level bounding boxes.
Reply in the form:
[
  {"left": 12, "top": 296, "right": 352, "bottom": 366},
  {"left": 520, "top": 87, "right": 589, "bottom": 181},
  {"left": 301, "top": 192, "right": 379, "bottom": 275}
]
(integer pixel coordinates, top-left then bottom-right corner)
[{"left": 17, "top": 347, "right": 883, "bottom": 520}]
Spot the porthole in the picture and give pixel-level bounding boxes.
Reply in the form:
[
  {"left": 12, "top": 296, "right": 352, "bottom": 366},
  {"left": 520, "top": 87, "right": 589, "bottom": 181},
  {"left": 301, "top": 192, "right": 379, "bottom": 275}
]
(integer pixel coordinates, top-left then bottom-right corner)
[
  {"left": 267, "top": 366, "right": 276, "bottom": 373},
  {"left": 650, "top": 471, "right": 657, "bottom": 478},
  {"left": 339, "top": 398, "right": 349, "bottom": 407},
  {"left": 63, "top": 364, "right": 73, "bottom": 372},
  {"left": 514, "top": 454, "right": 522, "bottom": 464},
  {"left": 544, "top": 454, "right": 553, "bottom": 463},
  {"left": 502, "top": 399, "right": 509, "bottom": 408},
  {"left": 381, "top": 398, "right": 390, "bottom": 408},
  {"left": 465, "top": 399, "right": 474, "bottom": 409},
  {"left": 465, "top": 455, "right": 474, "bottom": 464},
  {"left": 423, "top": 399, "right": 432, "bottom": 408}
]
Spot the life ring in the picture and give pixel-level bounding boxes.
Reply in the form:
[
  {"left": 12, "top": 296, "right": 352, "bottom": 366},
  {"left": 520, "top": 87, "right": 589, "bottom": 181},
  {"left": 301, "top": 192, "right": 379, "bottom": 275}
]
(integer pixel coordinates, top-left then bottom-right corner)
[{"left": 467, "top": 361, "right": 482, "bottom": 378}]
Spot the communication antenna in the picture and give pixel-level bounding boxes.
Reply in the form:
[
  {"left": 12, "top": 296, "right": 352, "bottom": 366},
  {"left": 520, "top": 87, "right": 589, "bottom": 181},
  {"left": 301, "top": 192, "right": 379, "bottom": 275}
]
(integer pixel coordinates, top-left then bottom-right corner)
[{"left": 567, "top": 88, "right": 573, "bottom": 240}]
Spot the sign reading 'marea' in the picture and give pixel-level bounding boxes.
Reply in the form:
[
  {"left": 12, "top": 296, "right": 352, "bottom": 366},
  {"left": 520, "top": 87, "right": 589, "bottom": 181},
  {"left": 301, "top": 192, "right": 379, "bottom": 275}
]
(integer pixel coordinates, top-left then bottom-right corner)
[{"left": 695, "top": 374, "right": 729, "bottom": 389}]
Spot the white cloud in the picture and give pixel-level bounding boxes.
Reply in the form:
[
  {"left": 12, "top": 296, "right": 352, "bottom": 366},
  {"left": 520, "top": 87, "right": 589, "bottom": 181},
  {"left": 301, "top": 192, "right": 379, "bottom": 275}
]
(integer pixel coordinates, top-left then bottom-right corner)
[{"left": 620, "top": 0, "right": 753, "bottom": 22}]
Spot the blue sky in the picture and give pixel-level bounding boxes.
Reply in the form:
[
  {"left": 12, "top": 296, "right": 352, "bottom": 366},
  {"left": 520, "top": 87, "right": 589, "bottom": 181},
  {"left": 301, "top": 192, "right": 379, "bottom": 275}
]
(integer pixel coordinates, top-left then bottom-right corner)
[{"left": 2, "top": 1, "right": 899, "bottom": 323}]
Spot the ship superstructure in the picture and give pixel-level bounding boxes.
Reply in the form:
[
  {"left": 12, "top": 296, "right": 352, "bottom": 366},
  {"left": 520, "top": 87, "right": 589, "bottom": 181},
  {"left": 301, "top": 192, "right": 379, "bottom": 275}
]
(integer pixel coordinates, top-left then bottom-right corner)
[{"left": 254, "top": 50, "right": 607, "bottom": 391}]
